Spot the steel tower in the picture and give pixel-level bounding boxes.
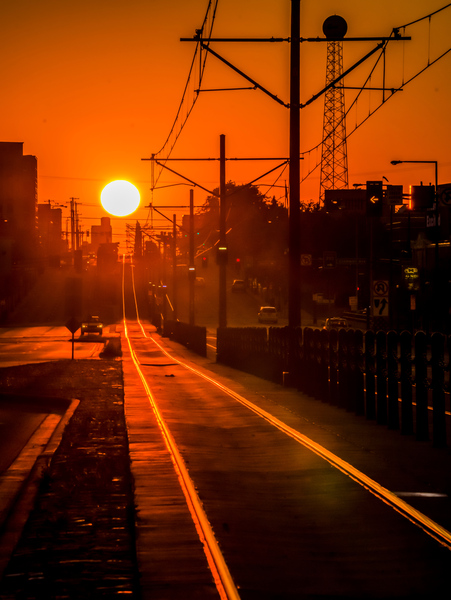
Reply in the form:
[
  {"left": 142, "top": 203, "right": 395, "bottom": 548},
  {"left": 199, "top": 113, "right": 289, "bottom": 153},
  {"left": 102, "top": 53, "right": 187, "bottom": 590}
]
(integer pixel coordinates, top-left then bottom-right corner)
[{"left": 319, "top": 39, "right": 348, "bottom": 202}]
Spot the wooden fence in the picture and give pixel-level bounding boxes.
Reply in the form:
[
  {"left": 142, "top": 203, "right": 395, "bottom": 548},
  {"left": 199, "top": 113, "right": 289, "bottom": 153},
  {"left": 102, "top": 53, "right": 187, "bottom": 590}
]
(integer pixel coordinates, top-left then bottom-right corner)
[
  {"left": 163, "top": 320, "right": 207, "bottom": 357},
  {"left": 217, "top": 326, "right": 450, "bottom": 449}
]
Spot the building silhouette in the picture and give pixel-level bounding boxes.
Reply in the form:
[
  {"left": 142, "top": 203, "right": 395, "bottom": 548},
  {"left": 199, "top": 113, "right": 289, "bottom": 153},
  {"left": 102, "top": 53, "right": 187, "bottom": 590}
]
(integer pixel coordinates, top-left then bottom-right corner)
[
  {"left": 91, "top": 216, "right": 112, "bottom": 255},
  {"left": 0, "top": 141, "right": 37, "bottom": 267},
  {"left": 37, "top": 201, "right": 65, "bottom": 266}
]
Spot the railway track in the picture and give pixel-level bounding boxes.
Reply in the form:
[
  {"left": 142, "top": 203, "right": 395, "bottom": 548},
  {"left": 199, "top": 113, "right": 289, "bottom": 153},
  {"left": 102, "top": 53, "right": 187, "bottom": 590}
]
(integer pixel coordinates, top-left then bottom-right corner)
[{"left": 121, "top": 258, "right": 451, "bottom": 599}]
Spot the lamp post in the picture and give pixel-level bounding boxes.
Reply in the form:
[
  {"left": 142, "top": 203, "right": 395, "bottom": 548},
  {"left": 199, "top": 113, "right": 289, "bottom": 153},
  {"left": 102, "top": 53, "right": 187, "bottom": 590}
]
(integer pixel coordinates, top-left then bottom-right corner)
[{"left": 391, "top": 159, "right": 439, "bottom": 330}]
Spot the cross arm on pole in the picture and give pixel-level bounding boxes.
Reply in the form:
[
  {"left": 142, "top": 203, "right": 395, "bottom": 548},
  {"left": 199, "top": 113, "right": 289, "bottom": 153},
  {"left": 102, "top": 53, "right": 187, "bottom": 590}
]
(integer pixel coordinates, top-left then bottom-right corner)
[
  {"left": 198, "top": 41, "right": 289, "bottom": 107},
  {"left": 141, "top": 157, "right": 218, "bottom": 196}
]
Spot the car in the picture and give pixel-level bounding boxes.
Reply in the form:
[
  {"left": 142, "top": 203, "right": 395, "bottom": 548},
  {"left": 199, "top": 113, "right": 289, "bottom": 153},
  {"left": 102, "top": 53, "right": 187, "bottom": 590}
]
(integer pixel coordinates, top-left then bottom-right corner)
[
  {"left": 81, "top": 315, "right": 103, "bottom": 336},
  {"left": 258, "top": 306, "right": 278, "bottom": 324},
  {"left": 231, "top": 279, "right": 245, "bottom": 292},
  {"left": 323, "top": 317, "right": 348, "bottom": 331}
]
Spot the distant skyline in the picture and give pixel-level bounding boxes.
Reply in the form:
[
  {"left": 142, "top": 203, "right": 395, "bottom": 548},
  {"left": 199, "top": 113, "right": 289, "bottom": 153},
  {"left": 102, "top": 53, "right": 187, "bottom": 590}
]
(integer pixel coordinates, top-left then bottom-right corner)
[{"left": 1, "top": 0, "right": 450, "bottom": 248}]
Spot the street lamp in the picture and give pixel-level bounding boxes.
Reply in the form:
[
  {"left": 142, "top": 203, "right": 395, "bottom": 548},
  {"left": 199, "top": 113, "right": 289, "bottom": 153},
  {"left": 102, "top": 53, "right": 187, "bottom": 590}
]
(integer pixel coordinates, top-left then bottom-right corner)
[{"left": 390, "top": 160, "right": 437, "bottom": 194}]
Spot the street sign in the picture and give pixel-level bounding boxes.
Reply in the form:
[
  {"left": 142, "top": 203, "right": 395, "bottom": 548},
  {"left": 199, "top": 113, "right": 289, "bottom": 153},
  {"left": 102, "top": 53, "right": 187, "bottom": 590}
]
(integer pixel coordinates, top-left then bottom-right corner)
[
  {"left": 386, "top": 185, "right": 404, "bottom": 205},
  {"left": 65, "top": 317, "right": 81, "bottom": 334},
  {"left": 439, "top": 185, "right": 451, "bottom": 206},
  {"left": 301, "top": 254, "right": 312, "bottom": 266},
  {"left": 373, "top": 280, "right": 388, "bottom": 297},
  {"left": 65, "top": 317, "right": 81, "bottom": 360},
  {"left": 372, "top": 280, "right": 389, "bottom": 318},
  {"left": 373, "top": 297, "right": 389, "bottom": 316}
]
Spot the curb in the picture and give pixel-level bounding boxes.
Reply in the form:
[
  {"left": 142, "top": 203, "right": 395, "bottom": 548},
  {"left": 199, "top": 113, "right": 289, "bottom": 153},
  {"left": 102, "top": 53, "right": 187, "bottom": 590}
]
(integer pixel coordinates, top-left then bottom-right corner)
[{"left": 0, "top": 398, "right": 80, "bottom": 578}]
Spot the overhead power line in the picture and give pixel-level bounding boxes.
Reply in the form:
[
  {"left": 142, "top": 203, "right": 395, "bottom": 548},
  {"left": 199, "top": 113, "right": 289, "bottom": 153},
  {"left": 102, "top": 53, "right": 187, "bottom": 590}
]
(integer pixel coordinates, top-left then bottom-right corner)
[{"left": 153, "top": 0, "right": 219, "bottom": 185}]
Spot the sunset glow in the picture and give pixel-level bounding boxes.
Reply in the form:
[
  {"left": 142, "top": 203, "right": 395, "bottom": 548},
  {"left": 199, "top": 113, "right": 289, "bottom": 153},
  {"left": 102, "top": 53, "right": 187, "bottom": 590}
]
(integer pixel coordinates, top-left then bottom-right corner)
[{"left": 0, "top": 0, "right": 449, "bottom": 248}]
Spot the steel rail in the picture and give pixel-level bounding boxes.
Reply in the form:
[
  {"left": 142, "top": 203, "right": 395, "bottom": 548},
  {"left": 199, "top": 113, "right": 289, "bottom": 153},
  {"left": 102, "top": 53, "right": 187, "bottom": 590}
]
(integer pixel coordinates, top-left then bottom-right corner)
[
  {"left": 140, "top": 325, "right": 451, "bottom": 552},
  {"left": 121, "top": 257, "right": 241, "bottom": 600}
]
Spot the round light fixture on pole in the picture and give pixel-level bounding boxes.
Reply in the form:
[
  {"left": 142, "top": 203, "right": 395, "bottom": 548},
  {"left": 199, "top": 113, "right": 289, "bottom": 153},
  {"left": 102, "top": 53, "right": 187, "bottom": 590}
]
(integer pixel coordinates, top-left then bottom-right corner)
[{"left": 323, "top": 15, "right": 348, "bottom": 40}]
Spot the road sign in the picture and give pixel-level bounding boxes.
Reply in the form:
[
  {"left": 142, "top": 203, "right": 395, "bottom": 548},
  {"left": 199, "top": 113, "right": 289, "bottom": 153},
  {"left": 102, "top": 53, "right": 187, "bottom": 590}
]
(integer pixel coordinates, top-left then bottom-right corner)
[
  {"left": 301, "top": 254, "right": 312, "bottom": 266},
  {"left": 65, "top": 317, "right": 81, "bottom": 360},
  {"left": 373, "top": 297, "right": 389, "bottom": 316},
  {"left": 372, "top": 280, "right": 389, "bottom": 318},
  {"left": 65, "top": 317, "right": 81, "bottom": 334},
  {"left": 438, "top": 183, "right": 451, "bottom": 205},
  {"left": 373, "top": 280, "right": 388, "bottom": 297}
]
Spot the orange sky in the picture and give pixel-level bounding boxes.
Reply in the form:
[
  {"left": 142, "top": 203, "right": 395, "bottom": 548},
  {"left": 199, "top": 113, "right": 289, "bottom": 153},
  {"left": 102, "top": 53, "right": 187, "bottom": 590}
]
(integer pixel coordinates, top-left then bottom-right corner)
[{"left": 1, "top": 0, "right": 450, "bottom": 249}]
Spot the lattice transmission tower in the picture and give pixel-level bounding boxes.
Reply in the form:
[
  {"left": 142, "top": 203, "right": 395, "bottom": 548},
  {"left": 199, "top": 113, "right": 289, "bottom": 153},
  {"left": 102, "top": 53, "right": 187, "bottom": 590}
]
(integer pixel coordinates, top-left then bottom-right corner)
[{"left": 319, "top": 39, "right": 348, "bottom": 203}]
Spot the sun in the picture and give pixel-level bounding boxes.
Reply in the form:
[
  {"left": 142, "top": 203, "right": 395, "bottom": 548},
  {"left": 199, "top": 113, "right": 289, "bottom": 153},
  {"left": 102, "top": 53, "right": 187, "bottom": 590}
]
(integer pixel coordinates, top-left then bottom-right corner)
[{"left": 101, "top": 180, "right": 140, "bottom": 217}]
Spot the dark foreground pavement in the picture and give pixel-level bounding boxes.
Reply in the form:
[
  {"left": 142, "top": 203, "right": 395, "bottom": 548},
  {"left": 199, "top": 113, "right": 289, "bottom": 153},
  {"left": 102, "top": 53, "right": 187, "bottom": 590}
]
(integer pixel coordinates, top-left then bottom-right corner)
[
  {"left": 0, "top": 359, "right": 140, "bottom": 599},
  {"left": 1, "top": 340, "right": 451, "bottom": 599}
]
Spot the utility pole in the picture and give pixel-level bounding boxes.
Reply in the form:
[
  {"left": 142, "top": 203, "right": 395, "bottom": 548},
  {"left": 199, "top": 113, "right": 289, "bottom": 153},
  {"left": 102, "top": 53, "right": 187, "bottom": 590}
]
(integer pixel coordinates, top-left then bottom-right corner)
[
  {"left": 161, "top": 232, "right": 167, "bottom": 325},
  {"left": 75, "top": 201, "right": 80, "bottom": 251},
  {"left": 69, "top": 197, "right": 78, "bottom": 253},
  {"left": 189, "top": 189, "right": 195, "bottom": 325},
  {"left": 288, "top": 0, "right": 301, "bottom": 329},
  {"left": 172, "top": 214, "right": 177, "bottom": 321},
  {"left": 218, "top": 134, "right": 227, "bottom": 328}
]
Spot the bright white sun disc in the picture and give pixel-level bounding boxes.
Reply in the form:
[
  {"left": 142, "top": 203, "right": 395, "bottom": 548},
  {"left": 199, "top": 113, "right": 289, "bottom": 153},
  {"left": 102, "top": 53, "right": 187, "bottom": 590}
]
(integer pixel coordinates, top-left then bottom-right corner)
[{"left": 101, "top": 180, "right": 140, "bottom": 216}]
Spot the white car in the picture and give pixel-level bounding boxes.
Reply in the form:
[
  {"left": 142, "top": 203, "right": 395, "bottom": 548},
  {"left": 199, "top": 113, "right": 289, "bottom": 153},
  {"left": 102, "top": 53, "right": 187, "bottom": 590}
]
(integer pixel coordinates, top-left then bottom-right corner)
[{"left": 258, "top": 306, "right": 278, "bottom": 324}]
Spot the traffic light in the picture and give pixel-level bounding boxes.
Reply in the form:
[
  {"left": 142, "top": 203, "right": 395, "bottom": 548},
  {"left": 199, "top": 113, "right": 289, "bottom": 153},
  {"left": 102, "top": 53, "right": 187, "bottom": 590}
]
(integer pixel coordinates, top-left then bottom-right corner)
[
  {"left": 202, "top": 256, "right": 208, "bottom": 268},
  {"left": 366, "top": 180, "right": 383, "bottom": 217}
]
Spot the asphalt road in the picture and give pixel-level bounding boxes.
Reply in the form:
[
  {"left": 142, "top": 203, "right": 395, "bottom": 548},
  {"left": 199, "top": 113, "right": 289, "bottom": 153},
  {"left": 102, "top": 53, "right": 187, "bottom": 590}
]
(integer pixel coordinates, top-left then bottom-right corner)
[{"left": 0, "top": 325, "right": 108, "bottom": 367}]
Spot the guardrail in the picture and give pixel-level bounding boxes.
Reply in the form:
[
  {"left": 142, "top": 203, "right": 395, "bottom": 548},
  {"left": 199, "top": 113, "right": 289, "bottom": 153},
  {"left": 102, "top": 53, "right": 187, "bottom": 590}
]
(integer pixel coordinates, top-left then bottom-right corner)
[{"left": 217, "top": 326, "right": 450, "bottom": 449}]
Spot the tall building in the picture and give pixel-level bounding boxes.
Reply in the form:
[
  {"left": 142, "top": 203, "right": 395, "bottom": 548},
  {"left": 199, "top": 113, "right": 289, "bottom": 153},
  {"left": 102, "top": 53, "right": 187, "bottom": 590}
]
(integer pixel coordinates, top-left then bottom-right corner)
[
  {"left": 0, "top": 141, "right": 38, "bottom": 265},
  {"left": 37, "top": 202, "right": 64, "bottom": 265},
  {"left": 91, "top": 216, "right": 112, "bottom": 254}
]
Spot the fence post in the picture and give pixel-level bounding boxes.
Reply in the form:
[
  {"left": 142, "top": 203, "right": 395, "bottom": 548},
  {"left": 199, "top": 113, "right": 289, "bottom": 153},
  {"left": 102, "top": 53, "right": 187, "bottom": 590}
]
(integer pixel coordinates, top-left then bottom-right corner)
[
  {"left": 431, "top": 332, "right": 446, "bottom": 448},
  {"left": 346, "top": 329, "right": 357, "bottom": 413},
  {"left": 312, "top": 328, "right": 322, "bottom": 400},
  {"left": 319, "top": 329, "right": 330, "bottom": 403},
  {"left": 376, "top": 331, "right": 388, "bottom": 425},
  {"left": 329, "top": 329, "right": 339, "bottom": 406},
  {"left": 338, "top": 328, "right": 348, "bottom": 409},
  {"left": 414, "top": 331, "right": 429, "bottom": 442},
  {"left": 303, "top": 328, "right": 314, "bottom": 396},
  {"left": 365, "top": 331, "right": 376, "bottom": 420},
  {"left": 387, "top": 330, "right": 399, "bottom": 430},
  {"left": 355, "top": 330, "right": 365, "bottom": 416},
  {"left": 400, "top": 330, "right": 413, "bottom": 435}
]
